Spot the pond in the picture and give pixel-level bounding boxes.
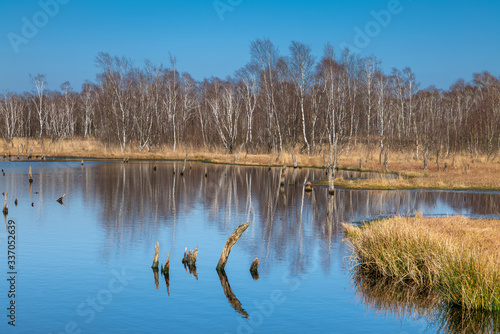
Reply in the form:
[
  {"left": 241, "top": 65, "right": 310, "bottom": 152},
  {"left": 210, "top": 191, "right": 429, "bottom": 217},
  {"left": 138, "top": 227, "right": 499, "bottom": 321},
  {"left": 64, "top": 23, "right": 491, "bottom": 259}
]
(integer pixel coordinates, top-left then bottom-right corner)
[{"left": 0, "top": 160, "right": 499, "bottom": 333}]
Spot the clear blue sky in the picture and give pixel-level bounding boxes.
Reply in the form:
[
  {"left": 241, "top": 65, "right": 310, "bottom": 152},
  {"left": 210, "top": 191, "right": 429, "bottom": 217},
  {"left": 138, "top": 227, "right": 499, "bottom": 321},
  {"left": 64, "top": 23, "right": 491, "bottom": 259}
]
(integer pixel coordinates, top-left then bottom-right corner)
[{"left": 1, "top": 0, "right": 499, "bottom": 93}]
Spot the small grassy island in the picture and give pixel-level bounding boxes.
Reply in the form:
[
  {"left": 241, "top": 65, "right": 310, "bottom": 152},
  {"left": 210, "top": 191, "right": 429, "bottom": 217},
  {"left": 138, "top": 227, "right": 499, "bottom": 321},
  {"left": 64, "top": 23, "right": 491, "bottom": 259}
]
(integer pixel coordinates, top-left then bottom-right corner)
[{"left": 343, "top": 215, "right": 500, "bottom": 312}]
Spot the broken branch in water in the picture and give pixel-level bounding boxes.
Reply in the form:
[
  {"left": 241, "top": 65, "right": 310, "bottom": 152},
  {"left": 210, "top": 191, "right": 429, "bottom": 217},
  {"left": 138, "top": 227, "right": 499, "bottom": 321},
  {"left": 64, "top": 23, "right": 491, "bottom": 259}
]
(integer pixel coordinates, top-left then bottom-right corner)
[
  {"left": 57, "top": 194, "right": 66, "bottom": 203},
  {"left": 2, "top": 193, "right": 8, "bottom": 215},
  {"left": 151, "top": 241, "right": 159, "bottom": 270},
  {"left": 161, "top": 252, "right": 170, "bottom": 276},
  {"left": 29, "top": 165, "right": 33, "bottom": 183},
  {"left": 305, "top": 181, "right": 313, "bottom": 192},
  {"left": 250, "top": 258, "right": 260, "bottom": 280},
  {"left": 216, "top": 222, "right": 251, "bottom": 272}
]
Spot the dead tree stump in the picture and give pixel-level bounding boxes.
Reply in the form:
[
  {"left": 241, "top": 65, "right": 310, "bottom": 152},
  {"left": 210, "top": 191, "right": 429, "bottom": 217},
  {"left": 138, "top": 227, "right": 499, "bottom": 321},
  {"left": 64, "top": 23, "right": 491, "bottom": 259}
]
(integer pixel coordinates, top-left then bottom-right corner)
[
  {"left": 151, "top": 241, "right": 159, "bottom": 269},
  {"left": 180, "top": 152, "right": 188, "bottom": 176},
  {"left": 305, "top": 182, "right": 312, "bottom": 192},
  {"left": 250, "top": 258, "right": 260, "bottom": 280},
  {"left": 29, "top": 165, "right": 33, "bottom": 183},
  {"left": 56, "top": 194, "right": 66, "bottom": 204},
  {"left": 216, "top": 222, "right": 251, "bottom": 272},
  {"left": 2, "top": 193, "right": 8, "bottom": 214},
  {"left": 182, "top": 245, "right": 198, "bottom": 269},
  {"left": 161, "top": 252, "right": 170, "bottom": 276}
]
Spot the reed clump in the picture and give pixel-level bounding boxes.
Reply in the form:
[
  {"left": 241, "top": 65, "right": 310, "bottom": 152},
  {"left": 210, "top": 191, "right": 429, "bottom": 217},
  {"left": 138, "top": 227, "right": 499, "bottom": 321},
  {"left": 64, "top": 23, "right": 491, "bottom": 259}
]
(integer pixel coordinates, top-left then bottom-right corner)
[{"left": 343, "top": 216, "right": 500, "bottom": 312}]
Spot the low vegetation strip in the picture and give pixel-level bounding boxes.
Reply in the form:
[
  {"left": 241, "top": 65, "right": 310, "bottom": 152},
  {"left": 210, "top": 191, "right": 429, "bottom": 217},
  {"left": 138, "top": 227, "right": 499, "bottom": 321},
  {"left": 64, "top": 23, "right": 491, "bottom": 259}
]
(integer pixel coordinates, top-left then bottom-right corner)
[{"left": 343, "top": 216, "right": 500, "bottom": 311}]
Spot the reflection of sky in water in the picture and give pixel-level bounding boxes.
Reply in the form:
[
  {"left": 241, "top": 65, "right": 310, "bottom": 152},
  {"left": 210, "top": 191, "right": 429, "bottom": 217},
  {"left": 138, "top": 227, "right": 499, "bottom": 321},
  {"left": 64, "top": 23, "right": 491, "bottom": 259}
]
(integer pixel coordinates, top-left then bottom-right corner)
[{"left": 0, "top": 160, "right": 498, "bottom": 333}]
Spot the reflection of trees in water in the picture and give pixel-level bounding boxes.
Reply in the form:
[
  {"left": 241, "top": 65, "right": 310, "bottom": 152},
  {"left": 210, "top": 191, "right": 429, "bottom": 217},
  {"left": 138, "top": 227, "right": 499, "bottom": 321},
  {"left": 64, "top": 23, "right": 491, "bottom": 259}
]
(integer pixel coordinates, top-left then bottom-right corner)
[
  {"left": 353, "top": 269, "right": 500, "bottom": 334},
  {"left": 80, "top": 163, "right": 499, "bottom": 266}
]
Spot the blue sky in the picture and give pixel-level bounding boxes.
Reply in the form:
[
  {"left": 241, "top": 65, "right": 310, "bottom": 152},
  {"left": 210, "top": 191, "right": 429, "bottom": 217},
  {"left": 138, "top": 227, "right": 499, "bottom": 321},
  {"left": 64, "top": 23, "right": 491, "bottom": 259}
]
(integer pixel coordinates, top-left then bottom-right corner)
[{"left": 1, "top": 0, "right": 499, "bottom": 93}]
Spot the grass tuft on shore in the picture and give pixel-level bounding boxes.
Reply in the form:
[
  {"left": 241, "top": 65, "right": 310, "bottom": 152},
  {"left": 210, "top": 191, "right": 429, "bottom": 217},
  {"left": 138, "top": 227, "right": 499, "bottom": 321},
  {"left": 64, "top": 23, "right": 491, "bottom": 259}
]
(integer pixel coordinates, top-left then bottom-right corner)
[{"left": 343, "top": 216, "right": 500, "bottom": 312}]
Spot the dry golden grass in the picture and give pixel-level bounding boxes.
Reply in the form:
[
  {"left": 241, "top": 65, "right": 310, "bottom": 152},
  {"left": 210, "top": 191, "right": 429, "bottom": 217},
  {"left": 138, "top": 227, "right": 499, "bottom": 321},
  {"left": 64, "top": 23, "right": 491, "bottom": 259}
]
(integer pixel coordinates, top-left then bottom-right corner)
[
  {"left": 2, "top": 137, "right": 499, "bottom": 189},
  {"left": 343, "top": 216, "right": 500, "bottom": 311}
]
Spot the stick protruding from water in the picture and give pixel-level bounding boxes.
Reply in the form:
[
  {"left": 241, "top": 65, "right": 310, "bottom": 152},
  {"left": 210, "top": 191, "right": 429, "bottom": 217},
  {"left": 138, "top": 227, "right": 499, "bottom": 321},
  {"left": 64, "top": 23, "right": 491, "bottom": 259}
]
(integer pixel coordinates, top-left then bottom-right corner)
[
  {"left": 57, "top": 194, "right": 66, "bottom": 203},
  {"left": 250, "top": 257, "right": 260, "bottom": 280},
  {"left": 152, "top": 241, "right": 159, "bottom": 270},
  {"left": 29, "top": 165, "right": 33, "bottom": 183},
  {"left": 216, "top": 222, "right": 251, "bottom": 272},
  {"left": 2, "top": 193, "right": 7, "bottom": 214},
  {"left": 180, "top": 152, "right": 188, "bottom": 176}
]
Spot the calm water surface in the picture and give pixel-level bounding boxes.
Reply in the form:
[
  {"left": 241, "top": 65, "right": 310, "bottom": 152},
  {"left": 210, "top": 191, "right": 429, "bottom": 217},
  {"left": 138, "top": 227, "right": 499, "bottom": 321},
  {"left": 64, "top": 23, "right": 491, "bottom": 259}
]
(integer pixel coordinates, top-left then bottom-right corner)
[{"left": 0, "top": 160, "right": 499, "bottom": 333}]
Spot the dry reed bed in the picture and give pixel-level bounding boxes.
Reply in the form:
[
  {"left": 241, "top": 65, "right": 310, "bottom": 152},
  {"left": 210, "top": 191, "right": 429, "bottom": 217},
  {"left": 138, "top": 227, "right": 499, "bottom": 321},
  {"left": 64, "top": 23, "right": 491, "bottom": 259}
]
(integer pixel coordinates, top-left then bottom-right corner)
[{"left": 343, "top": 216, "right": 500, "bottom": 312}]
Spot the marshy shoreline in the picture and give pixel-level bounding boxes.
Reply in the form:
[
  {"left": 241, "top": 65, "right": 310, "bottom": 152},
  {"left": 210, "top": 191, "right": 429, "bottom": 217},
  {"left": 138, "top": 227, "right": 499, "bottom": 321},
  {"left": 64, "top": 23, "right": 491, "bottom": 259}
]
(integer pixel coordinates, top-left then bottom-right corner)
[
  {"left": 3, "top": 137, "right": 500, "bottom": 191},
  {"left": 343, "top": 216, "right": 500, "bottom": 313}
]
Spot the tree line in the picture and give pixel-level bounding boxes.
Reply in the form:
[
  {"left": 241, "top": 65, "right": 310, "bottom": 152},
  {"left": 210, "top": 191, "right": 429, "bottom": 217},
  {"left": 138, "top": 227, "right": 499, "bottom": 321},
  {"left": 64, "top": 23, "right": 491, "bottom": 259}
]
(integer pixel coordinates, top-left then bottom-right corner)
[{"left": 1, "top": 39, "right": 499, "bottom": 162}]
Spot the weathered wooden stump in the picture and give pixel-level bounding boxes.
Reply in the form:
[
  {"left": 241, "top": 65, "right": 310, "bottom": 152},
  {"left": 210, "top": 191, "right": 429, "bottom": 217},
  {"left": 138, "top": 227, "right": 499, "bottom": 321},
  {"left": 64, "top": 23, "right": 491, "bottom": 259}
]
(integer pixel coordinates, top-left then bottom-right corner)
[
  {"left": 56, "top": 194, "right": 66, "bottom": 204},
  {"left": 216, "top": 222, "right": 251, "bottom": 272},
  {"left": 250, "top": 258, "right": 260, "bottom": 280},
  {"left": 151, "top": 241, "right": 159, "bottom": 269},
  {"left": 280, "top": 173, "right": 286, "bottom": 186},
  {"left": 182, "top": 245, "right": 198, "bottom": 269},
  {"left": 304, "top": 182, "right": 313, "bottom": 192},
  {"left": 161, "top": 252, "right": 170, "bottom": 276},
  {"left": 180, "top": 152, "right": 188, "bottom": 176},
  {"left": 2, "top": 193, "right": 8, "bottom": 215},
  {"left": 81, "top": 160, "right": 84, "bottom": 166},
  {"left": 29, "top": 165, "right": 33, "bottom": 183}
]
